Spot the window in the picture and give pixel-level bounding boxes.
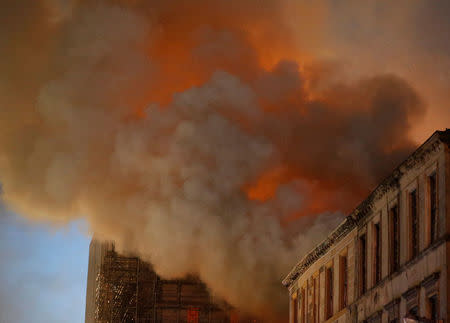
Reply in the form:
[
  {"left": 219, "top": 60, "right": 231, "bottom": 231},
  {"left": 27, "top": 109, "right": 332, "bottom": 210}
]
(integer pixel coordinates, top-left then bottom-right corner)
[
  {"left": 300, "top": 288, "right": 305, "bottom": 323},
  {"left": 385, "top": 298, "right": 400, "bottom": 323},
  {"left": 390, "top": 206, "right": 400, "bottom": 273},
  {"left": 306, "top": 281, "right": 310, "bottom": 321},
  {"left": 374, "top": 223, "right": 381, "bottom": 285},
  {"left": 409, "top": 190, "right": 419, "bottom": 259},
  {"left": 339, "top": 255, "right": 348, "bottom": 310},
  {"left": 291, "top": 294, "right": 298, "bottom": 323},
  {"left": 313, "top": 276, "right": 319, "bottom": 323},
  {"left": 359, "top": 234, "right": 367, "bottom": 295},
  {"left": 423, "top": 272, "right": 440, "bottom": 321},
  {"left": 429, "top": 172, "right": 438, "bottom": 244},
  {"left": 403, "top": 286, "right": 419, "bottom": 319},
  {"left": 367, "top": 311, "right": 382, "bottom": 323},
  {"left": 408, "top": 306, "right": 419, "bottom": 317},
  {"left": 308, "top": 279, "right": 313, "bottom": 323},
  {"left": 426, "top": 295, "right": 438, "bottom": 321},
  {"left": 326, "top": 266, "right": 333, "bottom": 319}
]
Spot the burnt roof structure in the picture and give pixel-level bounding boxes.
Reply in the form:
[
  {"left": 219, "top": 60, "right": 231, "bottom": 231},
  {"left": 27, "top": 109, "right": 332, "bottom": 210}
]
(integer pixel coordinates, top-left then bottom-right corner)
[{"left": 282, "top": 129, "right": 450, "bottom": 288}]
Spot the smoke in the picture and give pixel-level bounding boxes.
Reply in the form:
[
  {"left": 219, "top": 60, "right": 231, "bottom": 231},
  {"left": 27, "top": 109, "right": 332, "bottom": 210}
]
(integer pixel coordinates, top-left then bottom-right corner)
[{"left": 0, "top": 0, "right": 441, "bottom": 320}]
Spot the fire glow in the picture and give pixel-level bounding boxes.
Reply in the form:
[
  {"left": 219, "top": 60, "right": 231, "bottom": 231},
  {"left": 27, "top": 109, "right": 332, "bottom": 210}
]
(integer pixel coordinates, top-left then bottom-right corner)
[{"left": 0, "top": 0, "right": 432, "bottom": 321}]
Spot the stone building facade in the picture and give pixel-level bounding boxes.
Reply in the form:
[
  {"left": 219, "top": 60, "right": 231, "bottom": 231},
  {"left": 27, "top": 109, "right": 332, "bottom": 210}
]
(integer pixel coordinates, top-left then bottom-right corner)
[{"left": 283, "top": 130, "right": 450, "bottom": 323}]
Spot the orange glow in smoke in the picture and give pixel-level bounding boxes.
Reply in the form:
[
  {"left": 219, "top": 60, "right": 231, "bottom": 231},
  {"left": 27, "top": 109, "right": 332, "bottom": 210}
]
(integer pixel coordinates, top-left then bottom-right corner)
[
  {"left": 121, "top": 1, "right": 313, "bottom": 117},
  {"left": 115, "top": 1, "right": 375, "bottom": 225},
  {"left": 245, "top": 166, "right": 294, "bottom": 202},
  {"left": 245, "top": 164, "right": 368, "bottom": 221}
]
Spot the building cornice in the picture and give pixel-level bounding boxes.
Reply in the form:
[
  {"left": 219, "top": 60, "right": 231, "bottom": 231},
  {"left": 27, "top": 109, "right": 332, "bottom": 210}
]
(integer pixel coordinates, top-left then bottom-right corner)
[
  {"left": 421, "top": 271, "right": 440, "bottom": 290},
  {"left": 282, "top": 130, "right": 450, "bottom": 288}
]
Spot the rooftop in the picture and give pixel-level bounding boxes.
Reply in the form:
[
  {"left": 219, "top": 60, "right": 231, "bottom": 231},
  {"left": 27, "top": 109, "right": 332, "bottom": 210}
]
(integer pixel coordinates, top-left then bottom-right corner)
[{"left": 282, "top": 129, "right": 450, "bottom": 288}]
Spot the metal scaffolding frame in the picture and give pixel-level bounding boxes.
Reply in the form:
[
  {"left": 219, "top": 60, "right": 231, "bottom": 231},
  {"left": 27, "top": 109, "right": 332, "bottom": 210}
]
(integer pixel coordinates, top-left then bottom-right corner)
[{"left": 93, "top": 245, "right": 257, "bottom": 323}]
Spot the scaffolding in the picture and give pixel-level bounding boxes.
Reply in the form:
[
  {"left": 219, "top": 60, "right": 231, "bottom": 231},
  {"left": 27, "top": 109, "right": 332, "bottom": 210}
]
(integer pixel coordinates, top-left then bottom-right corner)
[{"left": 93, "top": 244, "right": 257, "bottom": 323}]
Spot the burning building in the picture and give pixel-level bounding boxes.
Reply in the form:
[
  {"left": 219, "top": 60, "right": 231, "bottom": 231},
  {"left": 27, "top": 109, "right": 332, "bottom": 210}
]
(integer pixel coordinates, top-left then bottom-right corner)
[
  {"left": 85, "top": 240, "right": 257, "bottom": 323},
  {"left": 3, "top": 2, "right": 450, "bottom": 322},
  {"left": 283, "top": 129, "right": 450, "bottom": 322}
]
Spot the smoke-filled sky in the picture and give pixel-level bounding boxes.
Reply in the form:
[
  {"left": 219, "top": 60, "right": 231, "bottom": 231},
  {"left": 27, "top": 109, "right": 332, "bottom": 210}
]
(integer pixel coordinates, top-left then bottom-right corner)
[{"left": 0, "top": 0, "right": 449, "bottom": 321}]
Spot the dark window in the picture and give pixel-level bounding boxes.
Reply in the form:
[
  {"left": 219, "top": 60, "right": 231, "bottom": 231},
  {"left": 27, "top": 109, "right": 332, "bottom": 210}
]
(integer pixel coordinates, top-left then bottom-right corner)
[
  {"left": 340, "top": 255, "right": 347, "bottom": 309},
  {"left": 427, "top": 295, "right": 438, "bottom": 320},
  {"left": 292, "top": 295, "right": 298, "bottom": 323},
  {"left": 359, "top": 234, "right": 367, "bottom": 295},
  {"left": 387, "top": 299, "right": 400, "bottom": 323},
  {"left": 313, "top": 277, "right": 318, "bottom": 323},
  {"left": 326, "top": 267, "right": 333, "bottom": 319},
  {"left": 306, "top": 282, "right": 310, "bottom": 321},
  {"left": 374, "top": 223, "right": 381, "bottom": 284},
  {"left": 300, "top": 288, "right": 305, "bottom": 323},
  {"left": 410, "top": 190, "right": 419, "bottom": 258},
  {"left": 429, "top": 173, "right": 438, "bottom": 244},
  {"left": 390, "top": 206, "right": 400, "bottom": 273},
  {"left": 409, "top": 306, "right": 419, "bottom": 316}
]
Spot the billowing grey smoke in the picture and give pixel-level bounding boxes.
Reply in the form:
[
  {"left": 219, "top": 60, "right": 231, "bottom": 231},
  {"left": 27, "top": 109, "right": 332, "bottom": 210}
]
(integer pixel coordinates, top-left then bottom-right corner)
[{"left": 0, "top": 0, "right": 429, "bottom": 320}]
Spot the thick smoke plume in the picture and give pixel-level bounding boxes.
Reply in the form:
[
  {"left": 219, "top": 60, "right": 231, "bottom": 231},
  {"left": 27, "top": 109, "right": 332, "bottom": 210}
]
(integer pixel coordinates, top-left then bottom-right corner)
[{"left": 0, "top": 0, "right": 434, "bottom": 320}]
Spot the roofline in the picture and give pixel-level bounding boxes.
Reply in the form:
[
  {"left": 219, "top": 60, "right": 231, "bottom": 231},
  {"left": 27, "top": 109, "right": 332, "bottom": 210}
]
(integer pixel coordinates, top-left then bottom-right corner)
[{"left": 282, "top": 129, "right": 450, "bottom": 288}]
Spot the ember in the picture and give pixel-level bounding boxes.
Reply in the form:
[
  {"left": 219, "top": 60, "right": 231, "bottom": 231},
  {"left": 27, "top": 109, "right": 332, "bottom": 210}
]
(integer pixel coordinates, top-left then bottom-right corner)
[{"left": 187, "top": 307, "right": 199, "bottom": 323}]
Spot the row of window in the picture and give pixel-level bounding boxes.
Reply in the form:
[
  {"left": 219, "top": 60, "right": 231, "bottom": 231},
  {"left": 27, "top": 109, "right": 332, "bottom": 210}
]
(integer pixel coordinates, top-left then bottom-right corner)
[
  {"left": 380, "top": 273, "right": 440, "bottom": 323},
  {"left": 293, "top": 272, "right": 440, "bottom": 323},
  {"left": 292, "top": 171, "right": 439, "bottom": 323},
  {"left": 372, "top": 293, "right": 438, "bottom": 323},
  {"left": 359, "top": 172, "right": 439, "bottom": 296},
  {"left": 291, "top": 252, "right": 348, "bottom": 323}
]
